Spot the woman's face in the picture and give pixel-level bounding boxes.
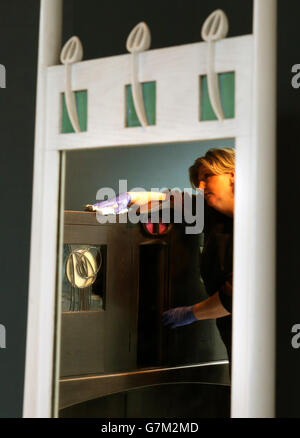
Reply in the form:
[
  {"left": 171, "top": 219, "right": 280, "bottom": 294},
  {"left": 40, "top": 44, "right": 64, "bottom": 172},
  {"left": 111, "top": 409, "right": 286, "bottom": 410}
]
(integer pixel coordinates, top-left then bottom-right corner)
[{"left": 198, "top": 171, "right": 235, "bottom": 217}]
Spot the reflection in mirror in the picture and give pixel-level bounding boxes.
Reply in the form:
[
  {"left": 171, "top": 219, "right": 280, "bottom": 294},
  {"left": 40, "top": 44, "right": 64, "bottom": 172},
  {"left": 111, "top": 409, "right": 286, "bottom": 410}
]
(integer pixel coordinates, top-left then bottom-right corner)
[
  {"left": 57, "top": 139, "right": 234, "bottom": 417},
  {"left": 60, "top": 382, "right": 230, "bottom": 418},
  {"left": 62, "top": 244, "right": 106, "bottom": 312}
]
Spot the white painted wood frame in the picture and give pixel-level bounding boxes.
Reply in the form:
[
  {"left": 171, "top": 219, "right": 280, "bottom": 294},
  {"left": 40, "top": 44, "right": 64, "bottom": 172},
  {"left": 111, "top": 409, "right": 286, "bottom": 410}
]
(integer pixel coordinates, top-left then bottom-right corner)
[{"left": 23, "top": 0, "right": 277, "bottom": 418}]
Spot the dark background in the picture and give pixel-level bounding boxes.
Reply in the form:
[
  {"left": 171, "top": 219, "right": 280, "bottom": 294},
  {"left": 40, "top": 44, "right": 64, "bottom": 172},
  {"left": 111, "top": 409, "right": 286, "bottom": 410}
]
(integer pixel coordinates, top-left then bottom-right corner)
[{"left": 0, "top": 0, "right": 298, "bottom": 417}]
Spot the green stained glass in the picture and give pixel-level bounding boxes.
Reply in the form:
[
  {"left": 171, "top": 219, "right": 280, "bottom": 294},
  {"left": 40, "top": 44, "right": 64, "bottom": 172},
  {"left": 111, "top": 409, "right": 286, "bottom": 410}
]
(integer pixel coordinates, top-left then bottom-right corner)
[
  {"left": 200, "top": 72, "right": 235, "bottom": 121},
  {"left": 126, "top": 81, "right": 156, "bottom": 127},
  {"left": 61, "top": 90, "right": 88, "bottom": 133}
]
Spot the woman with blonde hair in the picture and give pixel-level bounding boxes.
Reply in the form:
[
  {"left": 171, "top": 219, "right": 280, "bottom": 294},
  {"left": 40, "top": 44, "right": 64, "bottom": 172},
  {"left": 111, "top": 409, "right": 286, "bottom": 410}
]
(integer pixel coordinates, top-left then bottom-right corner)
[
  {"left": 162, "top": 147, "right": 234, "bottom": 363},
  {"left": 91, "top": 147, "right": 235, "bottom": 363}
]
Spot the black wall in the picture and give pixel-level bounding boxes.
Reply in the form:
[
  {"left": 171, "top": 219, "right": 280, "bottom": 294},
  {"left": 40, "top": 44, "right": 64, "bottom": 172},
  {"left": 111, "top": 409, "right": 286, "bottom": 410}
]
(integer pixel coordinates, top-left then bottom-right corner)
[
  {"left": 0, "top": 0, "right": 299, "bottom": 418},
  {"left": 275, "top": 2, "right": 300, "bottom": 418},
  {"left": 63, "top": 0, "right": 252, "bottom": 57},
  {"left": 0, "top": 0, "right": 40, "bottom": 418}
]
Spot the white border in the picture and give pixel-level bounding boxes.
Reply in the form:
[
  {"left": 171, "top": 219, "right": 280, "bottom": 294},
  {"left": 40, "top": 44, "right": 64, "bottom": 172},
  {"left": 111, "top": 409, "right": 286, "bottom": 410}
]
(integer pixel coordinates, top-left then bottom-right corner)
[
  {"left": 23, "top": 0, "right": 277, "bottom": 418},
  {"left": 231, "top": 0, "right": 277, "bottom": 417},
  {"left": 23, "top": 0, "right": 63, "bottom": 418}
]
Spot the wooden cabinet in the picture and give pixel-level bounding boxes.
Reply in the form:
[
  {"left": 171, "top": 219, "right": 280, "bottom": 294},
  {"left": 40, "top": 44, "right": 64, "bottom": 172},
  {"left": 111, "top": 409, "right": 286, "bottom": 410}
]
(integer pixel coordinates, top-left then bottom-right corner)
[{"left": 60, "top": 210, "right": 225, "bottom": 378}]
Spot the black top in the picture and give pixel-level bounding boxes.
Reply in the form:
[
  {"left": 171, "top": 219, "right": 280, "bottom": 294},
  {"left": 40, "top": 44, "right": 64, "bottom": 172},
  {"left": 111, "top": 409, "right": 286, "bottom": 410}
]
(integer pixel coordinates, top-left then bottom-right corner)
[
  {"left": 200, "top": 202, "right": 233, "bottom": 361},
  {"left": 200, "top": 203, "right": 233, "bottom": 311},
  {"left": 165, "top": 190, "right": 233, "bottom": 360}
]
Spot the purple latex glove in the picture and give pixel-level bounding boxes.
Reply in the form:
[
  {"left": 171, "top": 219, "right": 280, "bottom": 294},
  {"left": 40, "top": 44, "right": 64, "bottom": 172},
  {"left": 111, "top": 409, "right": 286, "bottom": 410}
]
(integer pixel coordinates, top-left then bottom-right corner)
[
  {"left": 162, "top": 306, "right": 197, "bottom": 329},
  {"left": 91, "top": 192, "right": 131, "bottom": 214}
]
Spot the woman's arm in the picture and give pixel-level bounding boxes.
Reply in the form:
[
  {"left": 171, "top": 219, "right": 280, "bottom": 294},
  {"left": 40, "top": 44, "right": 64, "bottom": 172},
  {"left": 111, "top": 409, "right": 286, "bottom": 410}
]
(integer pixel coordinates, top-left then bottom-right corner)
[
  {"left": 192, "top": 292, "right": 230, "bottom": 320},
  {"left": 129, "top": 191, "right": 167, "bottom": 206},
  {"left": 162, "top": 291, "right": 230, "bottom": 329}
]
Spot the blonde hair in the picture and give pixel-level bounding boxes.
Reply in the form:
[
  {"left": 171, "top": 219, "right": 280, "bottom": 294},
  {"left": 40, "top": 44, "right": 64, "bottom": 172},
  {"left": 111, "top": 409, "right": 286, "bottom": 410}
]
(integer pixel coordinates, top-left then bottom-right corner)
[{"left": 189, "top": 147, "right": 235, "bottom": 189}]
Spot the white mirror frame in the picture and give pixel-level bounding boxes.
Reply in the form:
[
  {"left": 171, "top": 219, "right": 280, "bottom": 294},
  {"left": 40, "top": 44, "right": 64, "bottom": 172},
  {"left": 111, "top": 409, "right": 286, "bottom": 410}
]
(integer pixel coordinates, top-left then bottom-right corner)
[{"left": 23, "top": 0, "right": 277, "bottom": 418}]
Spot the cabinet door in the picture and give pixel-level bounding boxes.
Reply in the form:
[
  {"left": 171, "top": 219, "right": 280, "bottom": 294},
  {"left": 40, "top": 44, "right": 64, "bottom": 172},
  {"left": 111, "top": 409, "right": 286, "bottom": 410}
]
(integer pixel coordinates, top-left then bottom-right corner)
[
  {"left": 102, "top": 225, "right": 137, "bottom": 373},
  {"left": 60, "top": 216, "right": 138, "bottom": 377}
]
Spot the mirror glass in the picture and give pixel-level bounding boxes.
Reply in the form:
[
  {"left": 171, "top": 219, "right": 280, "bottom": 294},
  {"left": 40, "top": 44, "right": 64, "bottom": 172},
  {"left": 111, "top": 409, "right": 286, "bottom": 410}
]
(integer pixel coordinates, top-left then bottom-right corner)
[{"left": 56, "top": 138, "right": 234, "bottom": 416}]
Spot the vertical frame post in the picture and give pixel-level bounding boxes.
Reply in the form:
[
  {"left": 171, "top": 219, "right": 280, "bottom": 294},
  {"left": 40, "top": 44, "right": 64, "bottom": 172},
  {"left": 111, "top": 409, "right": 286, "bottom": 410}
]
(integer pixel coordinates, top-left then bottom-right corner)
[
  {"left": 231, "top": 0, "right": 277, "bottom": 417},
  {"left": 23, "top": 0, "right": 63, "bottom": 418}
]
